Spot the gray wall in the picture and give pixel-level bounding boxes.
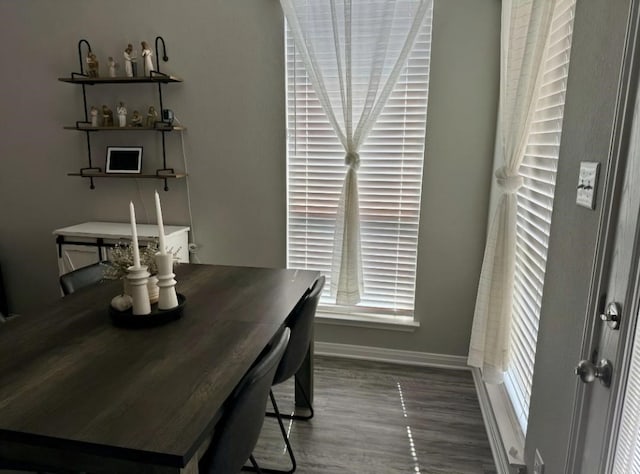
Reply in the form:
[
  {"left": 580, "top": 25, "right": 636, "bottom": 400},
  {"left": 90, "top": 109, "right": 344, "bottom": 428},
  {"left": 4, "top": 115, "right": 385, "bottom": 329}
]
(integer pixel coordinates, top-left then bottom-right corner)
[
  {"left": 0, "top": 0, "right": 500, "bottom": 358},
  {"left": 525, "top": 1, "right": 633, "bottom": 472}
]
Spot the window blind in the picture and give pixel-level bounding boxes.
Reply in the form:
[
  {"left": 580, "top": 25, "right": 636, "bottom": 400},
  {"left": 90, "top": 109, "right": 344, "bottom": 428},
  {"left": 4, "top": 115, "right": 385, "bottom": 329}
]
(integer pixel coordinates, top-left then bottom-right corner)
[
  {"left": 504, "top": 0, "right": 576, "bottom": 433},
  {"left": 286, "top": 10, "right": 432, "bottom": 316},
  {"left": 614, "top": 305, "right": 640, "bottom": 473}
]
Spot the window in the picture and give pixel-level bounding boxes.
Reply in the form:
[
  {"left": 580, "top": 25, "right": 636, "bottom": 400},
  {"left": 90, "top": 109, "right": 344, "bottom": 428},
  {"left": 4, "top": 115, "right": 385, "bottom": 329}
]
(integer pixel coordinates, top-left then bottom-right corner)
[
  {"left": 285, "top": 12, "right": 432, "bottom": 317},
  {"left": 504, "top": 0, "right": 576, "bottom": 433}
]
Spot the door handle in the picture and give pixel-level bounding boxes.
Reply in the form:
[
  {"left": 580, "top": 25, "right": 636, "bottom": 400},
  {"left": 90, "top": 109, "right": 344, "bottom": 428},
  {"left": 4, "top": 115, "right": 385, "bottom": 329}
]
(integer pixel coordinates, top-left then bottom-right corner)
[
  {"left": 575, "top": 359, "right": 612, "bottom": 387},
  {"left": 600, "top": 302, "right": 621, "bottom": 330}
]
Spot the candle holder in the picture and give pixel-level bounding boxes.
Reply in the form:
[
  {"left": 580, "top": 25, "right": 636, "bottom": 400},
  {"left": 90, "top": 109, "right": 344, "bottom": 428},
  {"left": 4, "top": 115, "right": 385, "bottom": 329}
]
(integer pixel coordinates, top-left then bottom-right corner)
[
  {"left": 155, "top": 253, "right": 179, "bottom": 310},
  {"left": 127, "top": 265, "right": 151, "bottom": 315}
]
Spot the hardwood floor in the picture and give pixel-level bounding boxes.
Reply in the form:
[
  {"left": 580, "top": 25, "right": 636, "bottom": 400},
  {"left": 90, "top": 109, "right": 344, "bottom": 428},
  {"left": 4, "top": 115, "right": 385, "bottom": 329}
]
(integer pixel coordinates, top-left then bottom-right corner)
[{"left": 252, "top": 356, "right": 497, "bottom": 474}]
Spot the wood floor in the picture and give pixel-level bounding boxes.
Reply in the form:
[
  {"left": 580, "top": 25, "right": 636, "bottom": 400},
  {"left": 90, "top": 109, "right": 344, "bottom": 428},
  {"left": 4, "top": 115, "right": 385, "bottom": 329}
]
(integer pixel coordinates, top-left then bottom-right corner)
[{"left": 251, "top": 356, "right": 497, "bottom": 474}]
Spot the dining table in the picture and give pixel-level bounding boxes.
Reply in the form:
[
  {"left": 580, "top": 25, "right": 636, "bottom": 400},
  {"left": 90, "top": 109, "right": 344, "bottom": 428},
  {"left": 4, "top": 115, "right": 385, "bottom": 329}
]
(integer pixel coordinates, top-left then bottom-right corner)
[{"left": 0, "top": 263, "right": 320, "bottom": 473}]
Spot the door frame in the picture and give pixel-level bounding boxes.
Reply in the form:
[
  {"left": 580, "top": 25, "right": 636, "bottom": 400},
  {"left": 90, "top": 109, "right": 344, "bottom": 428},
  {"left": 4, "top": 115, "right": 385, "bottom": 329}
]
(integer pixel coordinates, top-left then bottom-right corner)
[{"left": 565, "top": 1, "right": 640, "bottom": 471}]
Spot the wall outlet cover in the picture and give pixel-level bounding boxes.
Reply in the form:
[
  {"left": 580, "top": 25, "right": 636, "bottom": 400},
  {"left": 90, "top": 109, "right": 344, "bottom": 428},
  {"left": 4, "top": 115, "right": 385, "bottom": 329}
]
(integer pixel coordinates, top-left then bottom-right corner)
[{"left": 576, "top": 161, "right": 600, "bottom": 209}]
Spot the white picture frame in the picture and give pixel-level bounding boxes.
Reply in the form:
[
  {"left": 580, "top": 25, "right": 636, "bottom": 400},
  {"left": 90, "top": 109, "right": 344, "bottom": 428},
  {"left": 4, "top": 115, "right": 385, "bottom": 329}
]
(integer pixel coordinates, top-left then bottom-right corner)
[{"left": 105, "top": 146, "right": 143, "bottom": 174}]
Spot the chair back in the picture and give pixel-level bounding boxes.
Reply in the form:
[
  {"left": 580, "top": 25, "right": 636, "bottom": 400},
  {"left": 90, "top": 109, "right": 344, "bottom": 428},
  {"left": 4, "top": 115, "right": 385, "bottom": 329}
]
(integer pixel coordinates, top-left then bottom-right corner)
[
  {"left": 59, "top": 262, "right": 107, "bottom": 296},
  {"left": 199, "top": 327, "right": 291, "bottom": 474},
  {"left": 273, "top": 275, "right": 325, "bottom": 386}
]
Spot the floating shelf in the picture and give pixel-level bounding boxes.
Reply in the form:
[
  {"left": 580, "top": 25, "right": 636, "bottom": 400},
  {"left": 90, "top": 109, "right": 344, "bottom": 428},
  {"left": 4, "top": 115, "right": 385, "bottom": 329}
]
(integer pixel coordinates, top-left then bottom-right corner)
[
  {"left": 64, "top": 125, "right": 186, "bottom": 132},
  {"left": 58, "top": 75, "right": 183, "bottom": 85},
  {"left": 68, "top": 172, "right": 187, "bottom": 179}
]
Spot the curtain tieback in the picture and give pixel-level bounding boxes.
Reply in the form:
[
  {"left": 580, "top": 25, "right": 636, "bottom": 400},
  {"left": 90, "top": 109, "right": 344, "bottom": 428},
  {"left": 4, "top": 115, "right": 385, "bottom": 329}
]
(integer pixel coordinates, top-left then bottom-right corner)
[
  {"left": 495, "top": 166, "right": 523, "bottom": 194},
  {"left": 345, "top": 151, "right": 360, "bottom": 170}
]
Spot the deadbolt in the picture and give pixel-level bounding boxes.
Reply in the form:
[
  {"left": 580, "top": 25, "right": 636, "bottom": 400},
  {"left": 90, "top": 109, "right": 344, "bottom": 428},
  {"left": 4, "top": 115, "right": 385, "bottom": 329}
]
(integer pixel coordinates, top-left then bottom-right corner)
[
  {"left": 575, "top": 359, "right": 613, "bottom": 387},
  {"left": 600, "top": 302, "right": 621, "bottom": 330}
]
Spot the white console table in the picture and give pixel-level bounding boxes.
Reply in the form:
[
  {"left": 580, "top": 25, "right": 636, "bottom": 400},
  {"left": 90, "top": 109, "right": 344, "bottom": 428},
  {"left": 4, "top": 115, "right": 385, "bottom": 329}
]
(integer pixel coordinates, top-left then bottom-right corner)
[{"left": 53, "top": 222, "right": 190, "bottom": 275}]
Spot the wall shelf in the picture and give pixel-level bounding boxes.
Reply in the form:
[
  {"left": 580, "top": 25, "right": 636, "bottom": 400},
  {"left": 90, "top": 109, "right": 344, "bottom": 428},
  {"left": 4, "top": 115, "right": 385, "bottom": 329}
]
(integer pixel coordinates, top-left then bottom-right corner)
[
  {"left": 61, "top": 37, "right": 184, "bottom": 191},
  {"left": 68, "top": 172, "right": 187, "bottom": 179},
  {"left": 63, "top": 125, "right": 186, "bottom": 132},
  {"left": 58, "top": 75, "right": 183, "bottom": 85}
]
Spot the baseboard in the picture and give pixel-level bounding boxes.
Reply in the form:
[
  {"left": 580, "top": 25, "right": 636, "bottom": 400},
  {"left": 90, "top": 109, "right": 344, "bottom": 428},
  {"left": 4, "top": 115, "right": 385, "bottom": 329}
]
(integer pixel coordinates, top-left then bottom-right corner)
[
  {"left": 472, "top": 368, "right": 526, "bottom": 474},
  {"left": 314, "top": 341, "right": 468, "bottom": 370}
]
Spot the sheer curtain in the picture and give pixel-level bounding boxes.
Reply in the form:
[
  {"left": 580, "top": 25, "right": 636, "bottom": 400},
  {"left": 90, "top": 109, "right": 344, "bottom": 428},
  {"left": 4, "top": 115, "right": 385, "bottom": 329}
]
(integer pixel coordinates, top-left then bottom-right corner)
[
  {"left": 468, "top": 0, "right": 556, "bottom": 383},
  {"left": 279, "top": 0, "right": 431, "bottom": 305}
]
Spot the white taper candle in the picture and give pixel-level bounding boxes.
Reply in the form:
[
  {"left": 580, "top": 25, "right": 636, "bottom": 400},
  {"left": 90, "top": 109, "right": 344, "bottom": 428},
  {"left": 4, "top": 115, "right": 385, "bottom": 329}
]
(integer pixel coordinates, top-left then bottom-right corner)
[
  {"left": 129, "top": 201, "right": 141, "bottom": 268},
  {"left": 154, "top": 191, "right": 167, "bottom": 255}
]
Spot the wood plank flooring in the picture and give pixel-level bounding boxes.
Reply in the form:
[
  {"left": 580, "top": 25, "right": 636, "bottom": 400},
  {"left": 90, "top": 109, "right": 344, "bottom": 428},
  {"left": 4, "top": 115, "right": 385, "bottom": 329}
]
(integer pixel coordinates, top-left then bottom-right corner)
[{"left": 251, "top": 356, "right": 496, "bottom": 474}]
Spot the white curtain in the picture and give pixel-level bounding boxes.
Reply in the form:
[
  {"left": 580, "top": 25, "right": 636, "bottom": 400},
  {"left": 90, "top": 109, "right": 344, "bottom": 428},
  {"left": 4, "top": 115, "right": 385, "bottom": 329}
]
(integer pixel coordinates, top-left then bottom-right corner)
[
  {"left": 468, "top": 0, "right": 556, "bottom": 383},
  {"left": 280, "top": 0, "right": 431, "bottom": 305}
]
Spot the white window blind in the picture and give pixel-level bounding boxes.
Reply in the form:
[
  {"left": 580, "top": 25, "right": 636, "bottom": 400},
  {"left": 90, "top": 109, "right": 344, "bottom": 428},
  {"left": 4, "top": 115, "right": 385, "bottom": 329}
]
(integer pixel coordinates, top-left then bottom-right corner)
[
  {"left": 286, "top": 11, "right": 432, "bottom": 316},
  {"left": 504, "top": 0, "right": 576, "bottom": 433},
  {"left": 614, "top": 305, "right": 640, "bottom": 473}
]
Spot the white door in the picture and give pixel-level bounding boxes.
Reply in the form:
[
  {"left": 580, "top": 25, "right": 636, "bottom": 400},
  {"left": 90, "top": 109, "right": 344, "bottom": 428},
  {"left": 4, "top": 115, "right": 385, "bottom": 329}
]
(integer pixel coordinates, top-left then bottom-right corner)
[{"left": 569, "top": 7, "right": 640, "bottom": 471}]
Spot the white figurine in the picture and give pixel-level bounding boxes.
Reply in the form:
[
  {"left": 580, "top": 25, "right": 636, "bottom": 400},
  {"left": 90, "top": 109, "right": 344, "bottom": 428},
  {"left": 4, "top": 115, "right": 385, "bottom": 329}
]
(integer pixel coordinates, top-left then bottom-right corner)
[
  {"left": 108, "top": 56, "right": 118, "bottom": 78},
  {"left": 145, "top": 106, "right": 158, "bottom": 128},
  {"left": 117, "top": 102, "right": 127, "bottom": 127},
  {"left": 141, "top": 41, "right": 154, "bottom": 76},
  {"left": 90, "top": 106, "right": 98, "bottom": 127},
  {"left": 124, "top": 44, "right": 136, "bottom": 77}
]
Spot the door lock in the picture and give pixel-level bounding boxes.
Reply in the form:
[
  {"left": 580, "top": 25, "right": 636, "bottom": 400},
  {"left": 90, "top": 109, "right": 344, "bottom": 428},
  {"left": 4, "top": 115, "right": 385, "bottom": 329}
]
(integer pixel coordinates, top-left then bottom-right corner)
[
  {"left": 600, "top": 302, "right": 621, "bottom": 329},
  {"left": 575, "top": 359, "right": 613, "bottom": 387}
]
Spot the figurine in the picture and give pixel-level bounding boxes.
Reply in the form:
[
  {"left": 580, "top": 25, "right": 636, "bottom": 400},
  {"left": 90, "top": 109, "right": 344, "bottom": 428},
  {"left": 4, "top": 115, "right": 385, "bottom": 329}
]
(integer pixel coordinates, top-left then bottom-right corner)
[
  {"left": 130, "top": 110, "right": 143, "bottom": 127},
  {"left": 108, "top": 56, "right": 118, "bottom": 78},
  {"left": 124, "top": 44, "right": 137, "bottom": 77},
  {"left": 86, "top": 52, "right": 99, "bottom": 78},
  {"left": 102, "top": 105, "right": 114, "bottom": 127},
  {"left": 117, "top": 102, "right": 127, "bottom": 127},
  {"left": 145, "top": 106, "right": 158, "bottom": 128},
  {"left": 90, "top": 106, "right": 99, "bottom": 127},
  {"left": 141, "top": 41, "right": 154, "bottom": 76}
]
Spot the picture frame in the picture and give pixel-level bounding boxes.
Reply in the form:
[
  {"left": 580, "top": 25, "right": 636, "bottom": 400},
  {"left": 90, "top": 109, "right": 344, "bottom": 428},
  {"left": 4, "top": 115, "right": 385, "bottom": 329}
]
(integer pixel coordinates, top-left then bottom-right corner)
[{"left": 105, "top": 146, "right": 143, "bottom": 174}]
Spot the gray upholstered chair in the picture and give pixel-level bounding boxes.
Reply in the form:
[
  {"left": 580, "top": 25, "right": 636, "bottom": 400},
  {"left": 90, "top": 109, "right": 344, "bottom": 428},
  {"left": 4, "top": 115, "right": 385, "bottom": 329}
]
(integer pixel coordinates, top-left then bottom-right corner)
[
  {"left": 261, "top": 275, "right": 325, "bottom": 474},
  {"left": 199, "top": 327, "right": 291, "bottom": 474},
  {"left": 59, "top": 261, "right": 108, "bottom": 296}
]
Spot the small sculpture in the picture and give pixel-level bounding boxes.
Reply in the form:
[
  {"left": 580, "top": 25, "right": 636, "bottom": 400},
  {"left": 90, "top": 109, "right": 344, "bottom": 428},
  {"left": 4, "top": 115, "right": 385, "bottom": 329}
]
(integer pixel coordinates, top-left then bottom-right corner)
[
  {"left": 145, "top": 106, "right": 158, "bottom": 128},
  {"left": 124, "top": 44, "right": 137, "bottom": 77},
  {"left": 90, "top": 105, "right": 99, "bottom": 127},
  {"left": 108, "top": 56, "right": 118, "bottom": 78},
  {"left": 86, "top": 52, "right": 99, "bottom": 78},
  {"left": 117, "top": 102, "right": 127, "bottom": 128},
  {"left": 141, "top": 41, "right": 154, "bottom": 76},
  {"left": 130, "top": 110, "right": 143, "bottom": 127},
  {"left": 102, "top": 105, "right": 114, "bottom": 127}
]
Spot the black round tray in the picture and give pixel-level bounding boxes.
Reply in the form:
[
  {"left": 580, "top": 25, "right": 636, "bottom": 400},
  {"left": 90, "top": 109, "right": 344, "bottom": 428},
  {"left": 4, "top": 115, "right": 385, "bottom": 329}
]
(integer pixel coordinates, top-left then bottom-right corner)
[{"left": 109, "top": 293, "right": 186, "bottom": 328}]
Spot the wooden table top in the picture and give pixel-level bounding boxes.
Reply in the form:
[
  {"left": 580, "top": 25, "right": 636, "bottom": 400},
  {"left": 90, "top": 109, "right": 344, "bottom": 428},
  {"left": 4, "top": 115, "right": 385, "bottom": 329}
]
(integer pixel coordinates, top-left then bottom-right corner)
[{"left": 0, "top": 264, "right": 319, "bottom": 470}]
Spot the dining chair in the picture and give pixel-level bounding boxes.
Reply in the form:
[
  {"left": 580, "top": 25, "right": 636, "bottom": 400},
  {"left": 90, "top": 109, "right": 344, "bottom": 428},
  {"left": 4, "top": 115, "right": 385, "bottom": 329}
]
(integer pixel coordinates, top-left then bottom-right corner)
[
  {"left": 59, "top": 261, "right": 108, "bottom": 296},
  {"left": 199, "top": 327, "right": 291, "bottom": 474},
  {"left": 259, "top": 275, "right": 325, "bottom": 474}
]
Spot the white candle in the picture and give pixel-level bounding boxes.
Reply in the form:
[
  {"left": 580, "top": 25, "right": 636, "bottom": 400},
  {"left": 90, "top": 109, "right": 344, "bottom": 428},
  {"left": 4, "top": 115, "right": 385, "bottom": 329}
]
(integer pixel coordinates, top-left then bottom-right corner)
[
  {"left": 154, "top": 191, "right": 167, "bottom": 255},
  {"left": 129, "top": 201, "right": 141, "bottom": 268}
]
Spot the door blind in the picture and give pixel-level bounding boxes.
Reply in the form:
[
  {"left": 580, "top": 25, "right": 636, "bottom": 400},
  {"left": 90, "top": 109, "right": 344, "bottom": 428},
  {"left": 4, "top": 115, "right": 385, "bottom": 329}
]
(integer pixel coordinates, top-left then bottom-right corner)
[
  {"left": 504, "top": 0, "right": 576, "bottom": 433},
  {"left": 286, "top": 10, "right": 432, "bottom": 316}
]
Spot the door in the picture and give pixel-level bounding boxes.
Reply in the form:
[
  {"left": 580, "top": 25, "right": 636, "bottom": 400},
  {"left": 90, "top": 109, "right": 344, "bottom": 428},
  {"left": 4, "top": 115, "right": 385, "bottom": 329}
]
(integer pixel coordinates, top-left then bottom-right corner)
[{"left": 569, "top": 4, "right": 640, "bottom": 471}]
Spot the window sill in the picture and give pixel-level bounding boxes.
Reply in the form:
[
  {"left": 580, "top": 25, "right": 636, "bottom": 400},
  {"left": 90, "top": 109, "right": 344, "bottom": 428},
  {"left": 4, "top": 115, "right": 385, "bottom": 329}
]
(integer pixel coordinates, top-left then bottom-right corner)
[
  {"left": 472, "top": 368, "right": 526, "bottom": 474},
  {"left": 316, "top": 308, "right": 419, "bottom": 332}
]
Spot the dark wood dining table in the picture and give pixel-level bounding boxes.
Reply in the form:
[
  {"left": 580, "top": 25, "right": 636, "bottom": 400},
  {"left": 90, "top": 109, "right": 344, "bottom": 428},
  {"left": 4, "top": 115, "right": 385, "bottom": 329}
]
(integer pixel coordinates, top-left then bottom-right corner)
[{"left": 0, "top": 263, "right": 319, "bottom": 473}]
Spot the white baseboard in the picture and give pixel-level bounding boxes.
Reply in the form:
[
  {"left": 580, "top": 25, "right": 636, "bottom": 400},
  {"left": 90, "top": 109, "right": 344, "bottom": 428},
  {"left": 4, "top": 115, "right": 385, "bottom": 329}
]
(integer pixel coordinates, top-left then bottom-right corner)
[{"left": 314, "top": 341, "right": 468, "bottom": 370}]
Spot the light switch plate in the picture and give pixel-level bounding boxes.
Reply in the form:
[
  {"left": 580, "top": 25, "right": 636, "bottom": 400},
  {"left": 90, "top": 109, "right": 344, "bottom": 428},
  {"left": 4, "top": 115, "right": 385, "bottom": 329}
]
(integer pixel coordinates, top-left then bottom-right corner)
[{"left": 576, "top": 161, "right": 600, "bottom": 209}]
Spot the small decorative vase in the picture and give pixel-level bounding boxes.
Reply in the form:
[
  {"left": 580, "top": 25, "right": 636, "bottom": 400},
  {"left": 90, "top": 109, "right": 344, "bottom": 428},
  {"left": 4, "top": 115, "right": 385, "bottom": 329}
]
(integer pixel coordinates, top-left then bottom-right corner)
[{"left": 147, "top": 275, "right": 159, "bottom": 304}]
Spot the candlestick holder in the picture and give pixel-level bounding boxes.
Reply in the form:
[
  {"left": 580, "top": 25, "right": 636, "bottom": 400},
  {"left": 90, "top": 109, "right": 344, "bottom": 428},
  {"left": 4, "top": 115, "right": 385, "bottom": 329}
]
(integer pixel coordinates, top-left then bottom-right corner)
[
  {"left": 127, "top": 265, "right": 151, "bottom": 315},
  {"left": 155, "top": 253, "right": 179, "bottom": 310}
]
